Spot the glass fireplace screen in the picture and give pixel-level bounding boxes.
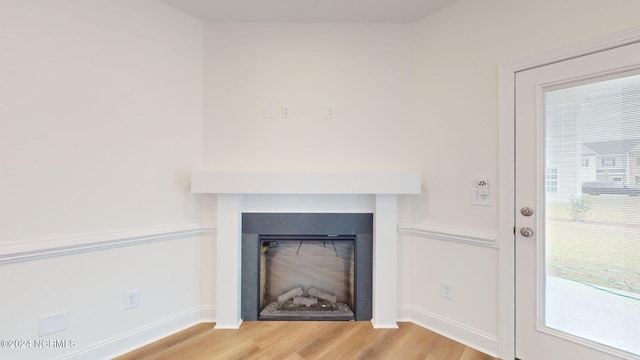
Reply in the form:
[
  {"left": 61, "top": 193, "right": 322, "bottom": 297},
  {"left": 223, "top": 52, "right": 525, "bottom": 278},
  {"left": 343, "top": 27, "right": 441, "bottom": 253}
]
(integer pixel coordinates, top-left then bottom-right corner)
[{"left": 259, "top": 235, "right": 356, "bottom": 320}]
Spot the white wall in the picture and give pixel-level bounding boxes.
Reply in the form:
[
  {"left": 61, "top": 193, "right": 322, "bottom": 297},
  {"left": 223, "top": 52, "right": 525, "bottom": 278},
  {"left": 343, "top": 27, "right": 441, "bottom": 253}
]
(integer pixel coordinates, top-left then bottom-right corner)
[
  {"left": 0, "top": 1, "right": 205, "bottom": 358},
  {"left": 203, "top": 23, "right": 415, "bottom": 172},
  {"left": 405, "top": 0, "right": 640, "bottom": 356},
  {"left": 411, "top": 0, "right": 640, "bottom": 230},
  {"left": 4, "top": 0, "right": 640, "bottom": 358},
  {"left": 0, "top": 0, "right": 203, "bottom": 243}
]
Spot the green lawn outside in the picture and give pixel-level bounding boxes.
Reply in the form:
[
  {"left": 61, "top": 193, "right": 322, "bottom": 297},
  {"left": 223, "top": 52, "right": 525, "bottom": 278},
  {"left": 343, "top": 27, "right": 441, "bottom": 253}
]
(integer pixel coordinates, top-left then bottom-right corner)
[{"left": 545, "top": 196, "right": 640, "bottom": 295}]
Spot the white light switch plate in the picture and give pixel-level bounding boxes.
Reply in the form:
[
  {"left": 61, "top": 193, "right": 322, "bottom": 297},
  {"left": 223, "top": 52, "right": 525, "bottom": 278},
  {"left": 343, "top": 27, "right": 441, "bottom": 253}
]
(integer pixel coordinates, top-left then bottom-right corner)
[{"left": 471, "top": 188, "right": 491, "bottom": 206}]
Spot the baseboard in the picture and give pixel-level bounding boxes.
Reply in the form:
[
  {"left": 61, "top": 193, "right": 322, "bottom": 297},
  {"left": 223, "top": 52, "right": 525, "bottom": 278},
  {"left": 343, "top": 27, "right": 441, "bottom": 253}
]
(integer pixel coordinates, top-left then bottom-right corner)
[
  {"left": 397, "top": 305, "right": 499, "bottom": 358},
  {"left": 370, "top": 319, "right": 400, "bottom": 329},
  {"left": 199, "top": 305, "right": 216, "bottom": 323},
  {"left": 59, "top": 307, "right": 209, "bottom": 360},
  {"left": 58, "top": 305, "right": 496, "bottom": 359}
]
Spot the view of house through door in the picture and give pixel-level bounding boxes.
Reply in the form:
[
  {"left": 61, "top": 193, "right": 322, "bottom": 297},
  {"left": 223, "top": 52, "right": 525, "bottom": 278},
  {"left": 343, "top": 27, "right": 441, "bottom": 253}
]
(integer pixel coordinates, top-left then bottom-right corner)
[{"left": 515, "top": 41, "right": 640, "bottom": 359}]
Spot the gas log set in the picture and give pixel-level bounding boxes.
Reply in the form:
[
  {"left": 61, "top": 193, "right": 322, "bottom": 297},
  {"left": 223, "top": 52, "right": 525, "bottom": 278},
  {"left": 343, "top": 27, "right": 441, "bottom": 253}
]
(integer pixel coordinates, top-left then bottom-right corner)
[
  {"left": 278, "top": 286, "right": 336, "bottom": 307},
  {"left": 259, "top": 286, "right": 354, "bottom": 320}
]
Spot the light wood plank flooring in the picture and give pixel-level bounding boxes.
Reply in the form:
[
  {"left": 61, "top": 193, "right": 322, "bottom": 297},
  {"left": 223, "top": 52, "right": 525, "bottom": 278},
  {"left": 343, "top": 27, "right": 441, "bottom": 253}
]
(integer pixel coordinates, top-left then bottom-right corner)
[{"left": 115, "top": 321, "right": 498, "bottom": 360}]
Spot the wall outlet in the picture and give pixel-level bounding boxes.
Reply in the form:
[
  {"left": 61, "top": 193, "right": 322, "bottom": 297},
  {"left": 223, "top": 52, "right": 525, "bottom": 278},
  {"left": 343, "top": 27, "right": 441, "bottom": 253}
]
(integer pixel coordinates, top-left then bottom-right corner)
[
  {"left": 124, "top": 290, "right": 140, "bottom": 310},
  {"left": 262, "top": 104, "right": 276, "bottom": 119},
  {"left": 39, "top": 311, "right": 69, "bottom": 337},
  {"left": 282, "top": 105, "right": 290, "bottom": 118},
  {"left": 441, "top": 281, "right": 454, "bottom": 300},
  {"left": 325, "top": 105, "right": 335, "bottom": 119}
]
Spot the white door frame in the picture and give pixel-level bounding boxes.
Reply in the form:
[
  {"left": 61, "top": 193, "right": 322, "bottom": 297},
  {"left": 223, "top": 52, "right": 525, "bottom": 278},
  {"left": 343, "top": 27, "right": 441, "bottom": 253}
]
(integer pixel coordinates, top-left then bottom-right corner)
[{"left": 497, "top": 26, "right": 640, "bottom": 360}]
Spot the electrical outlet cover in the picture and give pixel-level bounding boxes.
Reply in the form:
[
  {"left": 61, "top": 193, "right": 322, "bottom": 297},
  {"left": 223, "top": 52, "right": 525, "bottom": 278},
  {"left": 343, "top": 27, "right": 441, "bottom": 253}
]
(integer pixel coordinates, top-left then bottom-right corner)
[
  {"left": 124, "top": 290, "right": 140, "bottom": 310},
  {"left": 325, "top": 106, "right": 335, "bottom": 119},
  {"left": 441, "top": 282, "right": 454, "bottom": 300}
]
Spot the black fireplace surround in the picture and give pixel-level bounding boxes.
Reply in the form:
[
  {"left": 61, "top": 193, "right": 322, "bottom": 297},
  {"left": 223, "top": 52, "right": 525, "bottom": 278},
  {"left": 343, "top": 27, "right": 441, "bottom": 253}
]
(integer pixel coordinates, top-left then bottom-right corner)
[{"left": 241, "top": 213, "right": 373, "bottom": 321}]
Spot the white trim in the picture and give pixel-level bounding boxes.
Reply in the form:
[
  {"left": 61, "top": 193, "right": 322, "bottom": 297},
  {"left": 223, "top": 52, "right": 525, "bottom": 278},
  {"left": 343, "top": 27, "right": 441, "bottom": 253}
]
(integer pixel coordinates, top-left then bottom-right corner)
[
  {"left": 397, "top": 305, "right": 499, "bottom": 358},
  {"left": 497, "top": 59, "right": 517, "bottom": 360},
  {"left": 504, "top": 26, "right": 640, "bottom": 73},
  {"left": 369, "top": 320, "right": 399, "bottom": 329},
  {"left": 398, "top": 223, "right": 497, "bottom": 248},
  {"left": 214, "top": 194, "right": 402, "bottom": 329},
  {"left": 497, "top": 26, "right": 640, "bottom": 360},
  {"left": 0, "top": 224, "right": 209, "bottom": 265},
  {"left": 214, "top": 194, "right": 243, "bottom": 329},
  {"left": 199, "top": 306, "right": 217, "bottom": 323},
  {"left": 61, "top": 305, "right": 494, "bottom": 359},
  {"left": 372, "top": 194, "right": 399, "bottom": 328},
  {"left": 0, "top": 222, "right": 496, "bottom": 263},
  {"left": 60, "top": 307, "right": 206, "bottom": 360}
]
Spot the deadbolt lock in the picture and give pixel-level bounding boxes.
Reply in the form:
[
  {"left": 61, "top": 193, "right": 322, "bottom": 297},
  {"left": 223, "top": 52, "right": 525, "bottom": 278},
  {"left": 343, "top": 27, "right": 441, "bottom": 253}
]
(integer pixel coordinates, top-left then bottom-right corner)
[{"left": 521, "top": 207, "right": 534, "bottom": 216}]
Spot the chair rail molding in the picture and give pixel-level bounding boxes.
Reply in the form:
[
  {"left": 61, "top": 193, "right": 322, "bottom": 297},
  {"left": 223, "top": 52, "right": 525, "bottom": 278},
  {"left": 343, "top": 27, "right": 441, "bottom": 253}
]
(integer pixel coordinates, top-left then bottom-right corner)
[
  {"left": 0, "top": 223, "right": 209, "bottom": 265},
  {"left": 397, "top": 223, "right": 498, "bottom": 248}
]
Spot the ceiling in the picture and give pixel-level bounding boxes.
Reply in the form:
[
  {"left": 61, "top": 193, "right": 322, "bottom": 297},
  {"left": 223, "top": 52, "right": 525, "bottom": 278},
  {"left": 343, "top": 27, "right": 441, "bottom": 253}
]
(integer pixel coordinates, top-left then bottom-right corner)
[{"left": 157, "top": 0, "right": 459, "bottom": 23}]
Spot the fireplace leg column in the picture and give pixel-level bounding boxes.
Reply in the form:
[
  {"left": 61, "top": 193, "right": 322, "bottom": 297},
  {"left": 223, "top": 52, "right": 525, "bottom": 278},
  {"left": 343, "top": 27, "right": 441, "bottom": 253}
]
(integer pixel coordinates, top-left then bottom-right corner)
[
  {"left": 215, "top": 193, "right": 242, "bottom": 329},
  {"left": 372, "top": 194, "right": 399, "bottom": 329}
]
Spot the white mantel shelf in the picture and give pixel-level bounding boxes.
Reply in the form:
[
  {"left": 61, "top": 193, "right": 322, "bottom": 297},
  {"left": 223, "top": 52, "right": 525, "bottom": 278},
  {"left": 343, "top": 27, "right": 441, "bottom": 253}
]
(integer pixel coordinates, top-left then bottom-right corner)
[{"left": 191, "top": 172, "right": 421, "bottom": 194}]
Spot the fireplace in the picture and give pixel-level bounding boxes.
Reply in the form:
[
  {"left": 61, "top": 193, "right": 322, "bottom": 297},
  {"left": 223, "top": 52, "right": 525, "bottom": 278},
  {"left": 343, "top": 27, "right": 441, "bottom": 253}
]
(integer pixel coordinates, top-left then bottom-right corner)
[
  {"left": 241, "top": 213, "right": 373, "bottom": 321},
  {"left": 191, "top": 171, "right": 420, "bottom": 328}
]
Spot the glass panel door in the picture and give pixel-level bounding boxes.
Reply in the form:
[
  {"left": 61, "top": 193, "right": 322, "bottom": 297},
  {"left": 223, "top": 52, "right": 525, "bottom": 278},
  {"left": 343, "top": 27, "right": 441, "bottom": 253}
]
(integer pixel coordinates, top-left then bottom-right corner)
[{"left": 516, "top": 39, "right": 640, "bottom": 360}]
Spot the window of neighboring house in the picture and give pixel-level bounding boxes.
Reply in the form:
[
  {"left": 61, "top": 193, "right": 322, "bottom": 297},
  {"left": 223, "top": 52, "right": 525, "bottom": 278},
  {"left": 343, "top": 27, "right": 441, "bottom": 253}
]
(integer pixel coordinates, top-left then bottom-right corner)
[
  {"left": 546, "top": 168, "right": 558, "bottom": 192},
  {"left": 582, "top": 158, "right": 589, "bottom": 167},
  {"left": 601, "top": 156, "right": 616, "bottom": 167},
  {"left": 636, "top": 156, "right": 640, "bottom": 165},
  {"left": 636, "top": 176, "right": 640, "bottom": 186}
]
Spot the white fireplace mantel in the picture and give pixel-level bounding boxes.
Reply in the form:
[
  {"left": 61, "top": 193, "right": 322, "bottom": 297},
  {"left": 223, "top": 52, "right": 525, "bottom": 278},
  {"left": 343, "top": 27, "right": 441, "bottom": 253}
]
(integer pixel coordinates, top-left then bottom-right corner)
[
  {"left": 191, "top": 171, "right": 420, "bottom": 194},
  {"left": 191, "top": 171, "right": 421, "bottom": 329}
]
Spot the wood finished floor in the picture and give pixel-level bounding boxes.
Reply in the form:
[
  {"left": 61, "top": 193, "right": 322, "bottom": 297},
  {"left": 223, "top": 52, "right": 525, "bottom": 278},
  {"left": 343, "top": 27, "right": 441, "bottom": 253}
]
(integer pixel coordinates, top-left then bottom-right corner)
[{"left": 115, "top": 321, "right": 498, "bottom": 360}]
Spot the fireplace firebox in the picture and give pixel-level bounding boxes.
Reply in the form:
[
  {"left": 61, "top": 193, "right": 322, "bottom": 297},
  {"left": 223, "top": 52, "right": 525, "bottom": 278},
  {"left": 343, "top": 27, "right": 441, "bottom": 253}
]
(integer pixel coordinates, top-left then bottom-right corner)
[
  {"left": 241, "top": 213, "right": 373, "bottom": 321},
  {"left": 259, "top": 235, "right": 355, "bottom": 320}
]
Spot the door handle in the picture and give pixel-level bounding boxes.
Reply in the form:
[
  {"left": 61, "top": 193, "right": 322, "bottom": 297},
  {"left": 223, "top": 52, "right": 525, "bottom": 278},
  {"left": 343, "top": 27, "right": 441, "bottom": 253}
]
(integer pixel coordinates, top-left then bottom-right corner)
[{"left": 520, "top": 227, "right": 534, "bottom": 237}]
